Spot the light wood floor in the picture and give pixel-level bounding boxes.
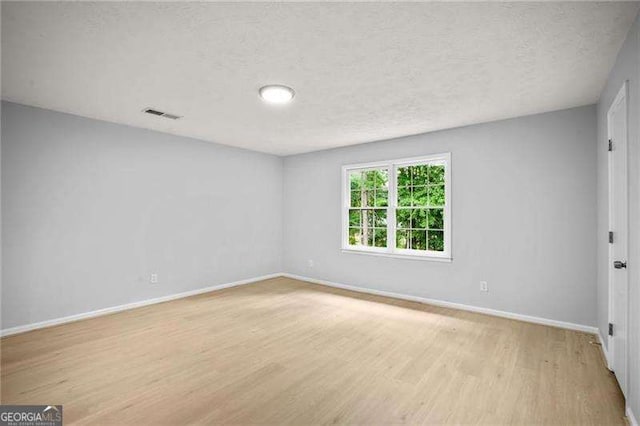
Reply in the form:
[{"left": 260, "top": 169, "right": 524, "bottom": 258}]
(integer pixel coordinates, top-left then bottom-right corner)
[{"left": 1, "top": 277, "right": 625, "bottom": 425}]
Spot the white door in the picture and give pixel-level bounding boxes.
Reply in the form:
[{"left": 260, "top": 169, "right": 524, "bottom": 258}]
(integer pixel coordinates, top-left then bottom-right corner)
[{"left": 607, "top": 81, "right": 629, "bottom": 397}]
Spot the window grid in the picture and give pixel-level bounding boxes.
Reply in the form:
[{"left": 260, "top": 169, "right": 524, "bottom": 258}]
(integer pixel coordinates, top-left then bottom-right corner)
[
  {"left": 342, "top": 154, "right": 450, "bottom": 259},
  {"left": 347, "top": 168, "right": 389, "bottom": 249}
]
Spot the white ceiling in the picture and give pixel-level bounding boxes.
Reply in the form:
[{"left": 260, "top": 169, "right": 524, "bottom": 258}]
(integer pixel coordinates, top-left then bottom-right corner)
[{"left": 2, "top": 2, "right": 638, "bottom": 155}]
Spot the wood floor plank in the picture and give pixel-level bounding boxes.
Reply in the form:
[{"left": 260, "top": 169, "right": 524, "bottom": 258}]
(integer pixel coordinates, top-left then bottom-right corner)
[{"left": 0, "top": 277, "right": 625, "bottom": 425}]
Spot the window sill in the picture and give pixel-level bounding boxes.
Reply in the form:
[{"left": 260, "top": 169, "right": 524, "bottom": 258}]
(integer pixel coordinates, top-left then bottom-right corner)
[{"left": 341, "top": 248, "right": 452, "bottom": 262}]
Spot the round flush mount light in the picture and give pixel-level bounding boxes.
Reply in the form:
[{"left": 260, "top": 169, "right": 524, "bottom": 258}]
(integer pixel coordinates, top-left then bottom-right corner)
[{"left": 259, "top": 85, "right": 295, "bottom": 104}]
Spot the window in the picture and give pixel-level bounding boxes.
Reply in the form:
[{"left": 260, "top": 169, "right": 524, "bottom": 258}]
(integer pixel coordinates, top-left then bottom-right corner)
[{"left": 342, "top": 153, "right": 451, "bottom": 260}]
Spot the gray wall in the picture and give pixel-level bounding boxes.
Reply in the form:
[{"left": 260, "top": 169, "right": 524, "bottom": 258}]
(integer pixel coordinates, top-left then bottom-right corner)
[
  {"left": 597, "top": 12, "right": 640, "bottom": 419},
  {"left": 283, "top": 106, "right": 597, "bottom": 327},
  {"left": 1, "top": 101, "right": 283, "bottom": 329}
]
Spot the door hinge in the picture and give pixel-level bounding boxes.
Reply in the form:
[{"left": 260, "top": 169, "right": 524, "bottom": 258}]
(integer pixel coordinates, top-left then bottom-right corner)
[
  {"left": 608, "top": 139, "right": 613, "bottom": 152},
  {"left": 608, "top": 323, "right": 614, "bottom": 336},
  {"left": 609, "top": 231, "right": 614, "bottom": 244}
]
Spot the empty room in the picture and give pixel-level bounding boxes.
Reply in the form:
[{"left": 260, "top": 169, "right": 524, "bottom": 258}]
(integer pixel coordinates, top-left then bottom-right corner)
[{"left": 1, "top": 1, "right": 639, "bottom": 425}]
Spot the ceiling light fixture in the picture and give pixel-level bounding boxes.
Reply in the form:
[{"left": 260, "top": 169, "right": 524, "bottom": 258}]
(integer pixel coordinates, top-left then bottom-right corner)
[{"left": 259, "top": 85, "right": 295, "bottom": 104}]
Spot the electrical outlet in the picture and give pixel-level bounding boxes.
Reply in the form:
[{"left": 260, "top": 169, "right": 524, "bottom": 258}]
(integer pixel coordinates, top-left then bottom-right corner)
[
  {"left": 308, "top": 259, "right": 314, "bottom": 268},
  {"left": 150, "top": 273, "right": 158, "bottom": 284},
  {"left": 480, "top": 281, "right": 488, "bottom": 292}
]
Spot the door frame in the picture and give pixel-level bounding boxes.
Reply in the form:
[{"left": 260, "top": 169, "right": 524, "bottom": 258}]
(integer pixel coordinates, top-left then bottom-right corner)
[{"left": 606, "top": 80, "right": 629, "bottom": 397}]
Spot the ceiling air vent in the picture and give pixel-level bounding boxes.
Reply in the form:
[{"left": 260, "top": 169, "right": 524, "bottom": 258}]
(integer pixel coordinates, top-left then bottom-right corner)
[{"left": 143, "top": 108, "right": 182, "bottom": 120}]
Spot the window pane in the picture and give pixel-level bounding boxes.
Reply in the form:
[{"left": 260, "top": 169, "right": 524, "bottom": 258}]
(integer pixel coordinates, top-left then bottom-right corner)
[
  {"left": 428, "top": 230, "right": 444, "bottom": 251},
  {"left": 411, "top": 209, "right": 427, "bottom": 229},
  {"left": 349, "top": 227, "right": 361, "bottom": 245},
  {"left": 396, "top": 209, "right": 411, "bottom": 229},
  {"left": 398, "top": 186, "right": 411, "bottom": 207},
  {"left": 412, "top": 186, "right": 428, "bottom": 206},
  {"left": 374, "top": 169, "right": 389, "bottom": 188},
  {"left": 362, "top": 209, "right": 386, "bottom": 228},
  {"left": 411, "top": 164, "right": 429, "bottom": 186},
  {"left": 374, "top": 209, "right": 387, "bottom": 227},
  {"left": 374, "top": 189, "right": 388, "bottom": 207},
  {"left": 351, "top": 189, "right": 377, "bottom": 208},
  {"left": 349, "top": 170, "right": 363, "bottom": 191},
  {"left": 365, "top": 190, "right": 375, "bottom": 207},
  {"left": 428, "top": 185, "right": 445, "bottom": 206},
  {"left": 363, "top": 171, "right": 376, "bottom": 190},
  {"left": 428, "top": 164, "right": 445, "bottom": 185},
  {"left": 396, "top": 229, "right": 409, "bottom": 249},
  {"left": 411, "top": 230, "right": 427, "bottom": 251},
  {"left": 364, "top": 169, "right": 388, "bottom": 190},
  {"left": 349, "top": 210, "right": 361, "bottom": 227},
  {"left": 350, "top": 226, "right": 387, "bottom": 248},
  {"left": 397, "top": 167, "right": 411, "bottom": 187},
  {"left": 363, "top": 209, "right": 373, "bottom": 228},
  {"left": 350, "top": 190, "right": 361, "bottom": 207},
  {"left": 374, "top": 228, "right": 387, "bottom": 247},
  {"left": 362, "top": 228, "right": 373, "bottom": 247},
  {"left": 350, "top": 168, "right": 388, "bottom": 206},
  {"left": 427, "top": 208, "right": 443, "bottom": 229}
]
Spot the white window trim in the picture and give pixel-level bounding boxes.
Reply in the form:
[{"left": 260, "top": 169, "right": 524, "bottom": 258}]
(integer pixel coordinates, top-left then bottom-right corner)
[{"left": 341, "top": 153, "right": 452, "bottom": 261}]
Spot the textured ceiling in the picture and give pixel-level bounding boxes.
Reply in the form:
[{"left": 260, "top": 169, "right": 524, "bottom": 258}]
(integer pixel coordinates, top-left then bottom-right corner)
[{"left": 2, "top": 2, "right": 638, "bottom": 155}]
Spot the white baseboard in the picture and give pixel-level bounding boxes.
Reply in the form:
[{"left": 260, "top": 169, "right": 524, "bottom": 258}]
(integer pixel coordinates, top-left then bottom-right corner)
[
  {"left": 598, "top": 331, "right": 613, "bottom": 370},
  {"left": 282, "top": 273, "right": 598, "bottom": 334},
  {"left": 0, "top": 273, "right": 283, "bottom": 337},
  {"left": 1, "top": 272, "right": 599, "bottom": 338},
  {"left": 628, "top": 405, "right": 639, "bottom": 426}
]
